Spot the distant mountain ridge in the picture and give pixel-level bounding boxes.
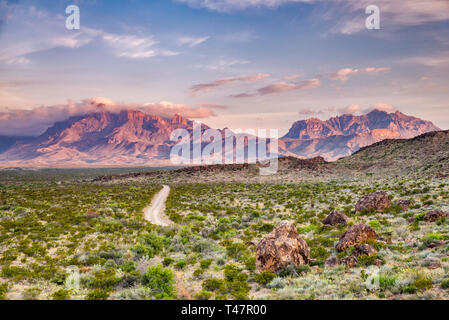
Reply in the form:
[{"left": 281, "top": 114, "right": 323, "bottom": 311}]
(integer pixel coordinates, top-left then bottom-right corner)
[
  {"left": 0, "top": 108, "right": 441, "bottom": 166},
  {"left": 279, "top": 109, "right": 440, "bottom": 160}
]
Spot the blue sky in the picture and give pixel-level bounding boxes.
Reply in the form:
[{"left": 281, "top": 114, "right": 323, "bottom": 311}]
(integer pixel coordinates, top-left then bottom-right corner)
[{"left": 0, "top": 0, "right": 448, "bottom": 136}]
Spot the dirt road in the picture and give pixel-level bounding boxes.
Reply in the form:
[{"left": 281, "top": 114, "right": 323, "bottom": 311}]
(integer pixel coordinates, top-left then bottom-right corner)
[{"left": 143, "top": 185, "right": 172, "bottom": 226}]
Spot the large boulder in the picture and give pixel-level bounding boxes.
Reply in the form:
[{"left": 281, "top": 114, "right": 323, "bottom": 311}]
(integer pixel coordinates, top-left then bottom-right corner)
[
  {"left": 256, "top": 221, "right": 310, "bottom": 272},
  {"left": 423, "top": 210, "right": 447, "bottom": 222},
  {"left": 355, "top": 191, "right": 392, "bottom": 212},
  {"left": 323, "top": 210, "right": 349, "bottom": 226},
  {"left": 335, "top": 224, "right": 378, "bottom": 252}
]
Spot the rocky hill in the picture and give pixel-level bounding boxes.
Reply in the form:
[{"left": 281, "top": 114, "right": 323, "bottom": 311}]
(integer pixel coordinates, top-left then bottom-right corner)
[{"left": 281, "top": 110, "right": 440, "bottom": 160}]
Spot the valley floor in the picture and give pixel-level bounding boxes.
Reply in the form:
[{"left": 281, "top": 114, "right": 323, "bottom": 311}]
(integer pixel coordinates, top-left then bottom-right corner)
[{"left": 0, "top": 169, "right": 448, "bottom": 300}]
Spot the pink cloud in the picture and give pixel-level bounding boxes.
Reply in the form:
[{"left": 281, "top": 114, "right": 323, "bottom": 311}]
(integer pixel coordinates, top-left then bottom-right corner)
[
  {"left": 328, "top": 67, "right": 390, "bottom": 81},
  {"left": 337, "top": 104, "right": 362, "bottom": 115},
  {"left": 190, "top": 73, "right": 270, "bottom": 95},
  {"left": 232, "top": 78, "right": 321, "bottom": 98},
  {"left": 0, "top": 97, "right": 217, "bottom": 136}
]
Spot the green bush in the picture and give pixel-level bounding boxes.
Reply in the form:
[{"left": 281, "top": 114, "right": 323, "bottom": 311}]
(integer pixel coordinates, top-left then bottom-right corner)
[
  {"left": 52, "top": 289, "right": 71, "bottom": 300},
  {"left": 255, "top": 270, "right": 276, "bottom": 286},
  {"left": 86, "top": 289, "right": 110, "bottom": 300},
  {"left": 142, "top": 264, "right": 175, "bottom": 299},
  {"left": 440, "top": 279, "right": 449, "bottom": 289},
  {"left": 175, "top": 260, "right": 187, "bottom": 270},
  {"left": 412, "top": 275, "right": 433, "bottom": 292},
  {"left": 194, "top": 290, "right": 213, "bottom": 300},
  {"left": 0, "top": 283, "right": 8, "bottom": 300},
  {"left": 163, "top": 257, "right": 174, "bottom": 266}
]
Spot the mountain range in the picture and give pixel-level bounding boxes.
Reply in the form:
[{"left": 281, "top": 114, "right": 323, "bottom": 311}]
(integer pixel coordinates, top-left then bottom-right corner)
[{"left": 0, "top": 108, "right": 441, "bottom": 167}]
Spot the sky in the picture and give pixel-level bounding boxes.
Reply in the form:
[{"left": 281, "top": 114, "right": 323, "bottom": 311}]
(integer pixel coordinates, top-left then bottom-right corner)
[{"left": 0, "top": 0, "right": 448, "bottom": 136}]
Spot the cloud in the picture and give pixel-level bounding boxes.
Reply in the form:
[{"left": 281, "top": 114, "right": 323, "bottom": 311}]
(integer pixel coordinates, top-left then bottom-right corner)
[
  {"left": 328, "top": 67, "right": 389, "bottom": 81},
  {"left": 197, "top": 104, "right": 228, "bottom": 110},
  {"left": 190, "top": 73, "right": 270, "bottom": 95},
  {"left": 400, "top": 51, "right": 449, "bottom": 67},
  {"left": 178, "top": 36, "right": 210, "bottom": 47},
  {"left": 232, "top": 78, "right": 321, "bottom": 97},
  {"left": 365, "top": 103, "right": 396, "bottom": 113},
  {"left": 177, "top": 1, "right": 449, "bottom": 33},
  {"left": 0, "top": 3, "right": 178, "bottom": 64},
  {"left": 175, "top": 0, "right": 314, "bottom": 12},
  {"left": 328, "top": 68, "right": 360, "bottom": 81},
  {"left": 337, "top": 104, "right": 362, "bottom": 115},
  {"left": 0, "top": 97, "right": 217, "bottom": 136}
]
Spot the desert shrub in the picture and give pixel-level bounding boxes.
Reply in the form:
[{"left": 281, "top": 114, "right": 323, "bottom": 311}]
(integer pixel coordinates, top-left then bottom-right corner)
[
  {"left": 52, "top": 289, "right": 71, "bottom": 300},
  {"left": 142, "top": 264, "right": 175, "bottom": 299},
  {"left": 266, "top": 277, "right": 288, "bottom": 289},
  {"left": 23, "top": 287, "right": 41, "bottom": 300},
  {"left": 225, "top": 242, "right": 250, "bottom": 261},
  {"left": 0, "top": 283, "right": 7, "bottom": 300},
  {"left": 202, "top": 278, "right": 225, "bottom": 292},
  {"left": 119, "top": 261, "right": 136, "bottom": 273},
  {"left": 86, "top": 289, "right": 110, "bottom": 300},
  {"left": 175, "top": 260, "right": 187, "bottom": 270},
  {"left": 244, "top": 256, "right": 256, "bottom": 271},
  {"left": 358, "top": 254, "right": 379, "bottom": 267},
  {"left": 89, "top": 268, "right": 120, "bottom": 290},
  {"left": 195, "top": 290, "right": 213, "bottom": 300},
  {"left": 378, "top": 275, "right": 397, "bottom": 290},
  {"left": 440, "top": 279, "right": 449, "bottom": 289},
  {"left": 277, "top": 264, "right": 310, "bottom": 277},
  {"left": 310, "top": 246, "right": 330, "bottom": 266},
  {"left": 223, "top": 264, "right": 251, "bottom": 300},
  {"left": 412, "top": 275, "right": 433, "bottom": 292},
  {"left": 162, "top": 257, "right": 174, "bottom": 266},
  {"left": 255, "top": 270, "right": 276, "bottom": 286},
  {"left": 200, "top": 259, "right": 213, "bottom": 269}
]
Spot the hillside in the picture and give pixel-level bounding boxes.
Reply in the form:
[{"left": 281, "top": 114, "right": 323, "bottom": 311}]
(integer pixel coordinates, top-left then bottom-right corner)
[{"left": 281, "top": 110, "right": 440, "bottom": 161}]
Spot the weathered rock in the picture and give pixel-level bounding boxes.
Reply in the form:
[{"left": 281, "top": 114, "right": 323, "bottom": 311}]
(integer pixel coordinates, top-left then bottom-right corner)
[
  {"left": 322, "top": 210, "right": 349, "bottom": 227},
  {"left": 374, "top": 259, "right": 383, "bottom": 266},
  {"left": 324, "top": 256, "right": 339, "bottom": 268},
  {"left": 352, "top": 244, "right": 378, "bottom": 257},
  {"left": 86, "top": 210, "right": 99, "bottom": 219},
  {"left": 396, "top": 199, "right": 411, "bottom": 211},
  {"left": 355, "top": 191, "right": 392, "bottom": 212},
  {"left": 335, "top": 224, "right": 378, "bottom": 252},
  {"left": 256, "top": 221, "right": 310, "bottom": 272},
  {"left": 340, "top": 256, "right": 357, "bottom": 268},
  {"left": 423, "top": 210, "right": 447, "bottom": 222}
]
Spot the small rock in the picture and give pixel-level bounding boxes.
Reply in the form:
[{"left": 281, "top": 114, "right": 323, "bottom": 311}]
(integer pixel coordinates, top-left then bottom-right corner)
[
  {"left": 374, "top": 259, "right": 383, "bottom": 266},
  {"left": 423, "top": 210, "right": 447, "bottom": 222},
  {"left": 324, "top": 256, "right": 339, "bottom": 268},
  {"left": 352, "top": 244, "right": 378, "bottom": 257},
  {"left": 340, "top": 256, "right": 357, "bottom": 268},
  {"left": 355, "top": 191, "right": 392, "bottom": 212},
  {"left": 86, "top": 210, "right": 99, "bottom": 219},
  {"left": 256, "top": 221, "right": 310, "bottom": 272},
  {"left": 322, "top": 210, "right": 349, "bottom": 227},
  {"left": 396, "top": 199, "right": 411, "bottom": 211},
  {"left": 335, "top": 224, "right": 378, "bottom": 252}
]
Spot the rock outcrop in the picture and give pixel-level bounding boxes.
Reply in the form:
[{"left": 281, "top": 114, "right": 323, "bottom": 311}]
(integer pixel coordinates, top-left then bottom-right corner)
[
  {"left": 423, "top": 210, "right": 448, "bottom": 222},
  {"left": 355, "top": 191, "right": 392, "bottom": 212},
  {"left": 256, "top": 221, "right": 310, "bottom": 272},
  {"left": 323, "top": 210, "right": 349, "bottom": 226},
  {"left": 335, "top": 224, "right": 378, "bottom": 252}
]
